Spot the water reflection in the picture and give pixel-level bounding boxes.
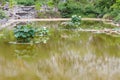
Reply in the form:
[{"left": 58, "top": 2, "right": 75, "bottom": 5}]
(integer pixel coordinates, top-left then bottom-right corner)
[
  {"left": 86, "top": 34, "right": 120, "bottom": 57},
  {"left": 0, "top": 28, "right": 120, "bottom": 80},
  {"left": 14, "top": 44, "right": 36, "bottom": 58}
]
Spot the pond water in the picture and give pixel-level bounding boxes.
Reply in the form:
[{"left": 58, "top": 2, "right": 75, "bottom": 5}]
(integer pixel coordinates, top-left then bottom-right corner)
[{"left": 0, "top": 21, "right": 120, "bottom": 80}]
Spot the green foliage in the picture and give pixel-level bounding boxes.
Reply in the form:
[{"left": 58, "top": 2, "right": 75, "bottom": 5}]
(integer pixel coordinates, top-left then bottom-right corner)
[
  {"left": 114, "top": 14, "right": 120, "bottom": 23},
  {"left": 58, "top": 1, "right": 80, "bottom": 18},
  {"left": 94, "top": 0, "right": 115, "bottom": 17},
  {"left": 36, "top": 27, "right": 49, "bottom": 37},
  {"left": 57, "top": 0, "right": 118, "bottom": 18},
  {"left": 16, "top": 0, "right": 35, "bottom": 6},
  {"left": 14, "top": 25, "right": 36, "bottom": 43},
  {"left": 35, "top": 1, "right": 41, "bottom": 10},
  {"left": 83, "top": 4, "right": 97, "bottom": 17},
  {"left": 110, "top": 0, "right": 120, "bottom": 22},
  {"left": 0, "top": 0, "right": 6, "bottom": 5},
  {"left": 49, "top": 0, "right": 59, "bottom": 7},
  {"left": 14, "top": 25, "right": 49, "bottom": 43},
  {"left": 2, "top": 0, "right": 120, "bottom": 21},
  {"left": 47, "top": 0, "right": 54, "bottom": 8},
  {"left": 35, "top": 27, "right": 49, "bottom": 43},
  {"left": 9, "top": 0, "right": 16, "bottom": 8},
  {"left": 58, "top": 0, "right": 97, "bottom": 18},
  {"left": 0, "top": 9, "right": 6, "bottom": 19},
  {"left": 71, "top": 15, "right": 81, "bottom": 26},
  {"left": 111, "top": 0, "right": 120, "bottom": 10},
  {"left": 61, "top": 15, "right": 81, "bottom": 29}
]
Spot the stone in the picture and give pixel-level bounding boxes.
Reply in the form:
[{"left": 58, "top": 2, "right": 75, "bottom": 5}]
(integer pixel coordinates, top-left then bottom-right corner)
[
  {"left": 21, "top": 6, "right": 34, "bottom": 11},
  {"left": 3, "top": 2, "right": 9, "bottom": 10}
]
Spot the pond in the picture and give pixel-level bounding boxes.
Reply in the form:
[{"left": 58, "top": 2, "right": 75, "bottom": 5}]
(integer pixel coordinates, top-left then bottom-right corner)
[{"left": 0, "top": 21, "right": 120, "bottom": 80}]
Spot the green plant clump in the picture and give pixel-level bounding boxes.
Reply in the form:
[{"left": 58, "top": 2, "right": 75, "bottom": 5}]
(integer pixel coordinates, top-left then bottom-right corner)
[
  {"left": 35, "top": 27, "right": 49, "bottom": 43},
  {"left": 61, "top": 15, "right": 81, "bottom": 29},
  {"left": 16, "top": 0, "right": 35, "bottom": 6},
  {"left": 14, "top": 25, "right": 36, "bottom": 43},
  {"left": 0, "top": 9, "right": 6, "bottom": 19},
  {"left": 71, "top": 15, "right": 81, "bottom": 26},
  {"left": 14, "top": 25, "right": 49, "bottom": 43},
  {"left": 36, "top": 27, "right": 49, "bottom": 37}
]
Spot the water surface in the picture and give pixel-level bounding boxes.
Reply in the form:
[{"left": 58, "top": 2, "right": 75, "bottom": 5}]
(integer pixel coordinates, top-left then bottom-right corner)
[{"left": 0, "top": 21, "right": 120, "bottom": 80}]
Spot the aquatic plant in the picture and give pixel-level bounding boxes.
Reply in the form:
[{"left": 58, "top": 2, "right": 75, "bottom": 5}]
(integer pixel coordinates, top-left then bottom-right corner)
[
  {"left": 36, "top": 27, "right": 49, "bottom": 37},
  {"left": 35, "top": 27, "right": 49, "bottom": 43},
  {"left": 71, "top": 15, "right": 81, "bottom": 26},
  {"left": 14, "top": 25, "right": 49, "bottom": 43},
  {"left": 14, "top": 25, "right": 36, "bottom": 43},
  {"left": 61, "top": 15, "right": 81, "bottom": 29}
]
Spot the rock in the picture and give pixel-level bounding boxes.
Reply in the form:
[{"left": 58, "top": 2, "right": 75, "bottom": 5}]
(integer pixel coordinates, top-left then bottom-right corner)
[
  {"left": 21, "top": 6, "right": 34, "bottom": 11},
  {"left": 3, "top": 2, "right": 9, "bottom": 10},
  {"left": 0, "top": 18, "right": 8, "bottom": 24},
  {"left": 7, "top": 6, "right": 36, "bottom": 19}
]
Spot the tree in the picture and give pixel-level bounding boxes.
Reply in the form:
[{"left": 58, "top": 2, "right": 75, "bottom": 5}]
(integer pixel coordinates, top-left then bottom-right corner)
[{"left": 94, "top": 0, "right": 116, "bottom": 17}]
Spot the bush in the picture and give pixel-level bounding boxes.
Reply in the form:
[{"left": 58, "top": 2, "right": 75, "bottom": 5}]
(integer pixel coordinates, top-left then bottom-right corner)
[
  {"left": 9, "top": 0, "right": 16, "bottom": 8},
  {"left": 14, "top": 25, "right": 36, "bottom": 43},
  {"left": 14, "top": 25, "right": 49, "bottom": 43},
  {"left": 61, "top": 15, "right": 81, "bottom": 29},
  {"left": 71, "top": 15, "right": 81, "bottom": 26},
  {"left": 58, "top": 0, "right": 97, "bottom": 18},
  {"left": 113, "top": 14, "right": 120, "bottom": 23},
  {"left": 58, "top": 2, "right": 82, "bottom": 18},
  {"left": 57, "top": 0, "right": 117, "bottom": 18},
  {"left": 35, "top": 27, "right": 49, "bottom": 43},
  {"left": 0, "top": 9, "right": 6, "bottom": 19},
  {"left": 94, "top": 0, "right": 116, "bottom": 18},
  {"left": 16, "top": 0, "right": 35, "bottom": 6}
]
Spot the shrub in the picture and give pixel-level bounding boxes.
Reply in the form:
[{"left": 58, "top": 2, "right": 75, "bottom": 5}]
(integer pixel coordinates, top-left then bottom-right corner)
[
  {"left": 16, "top": 0, "right": 35, "bottom": 6},
  {"left": 9, "top": 0, "right": 16, "bottom": 8},
  {"left": 94, "top": 0, "right": 116, "bottom": 17},
  {"left": 35, "top": 27, "right": 49, "bottom": 43},
  {"left": 58, "top": 0, "right": 97, "bottom": 18},
  {"left": 58, "top": 2, "right": 81, "bottom": 18},
  {"left": 61, "top": 15, "right": 81, "bottom": 29},
  {"left": 113, "top": 14, "right": 120, "bottom": 23},
  {"left": 71, "top": 15, "right": 81, "bottom": 26},
  {"left": 14, "top": 25, "right": 49, "bottom": 43},
  {"left": 35, "top": 1, "right": 41, "bottom": 10},
  {"left": 0, "top": 9, "right": 6, "bottom": 19},
  {"left": 14, "top": 25, "right": 36, "bottom": 43},
  {"left": 36, "top": 27, "right": 49, "bottom": 37}
]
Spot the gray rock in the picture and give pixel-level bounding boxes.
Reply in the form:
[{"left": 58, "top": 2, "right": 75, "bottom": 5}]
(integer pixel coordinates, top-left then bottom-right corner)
[
  {"left": 0, "top": 18, "right": 8, "bottom": 24},
  {"left": 21, "top": 6, "right": 34, "bottom": 11},
  {"left": 3, "top": 2, "right": 9, "bottom": 10}
]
